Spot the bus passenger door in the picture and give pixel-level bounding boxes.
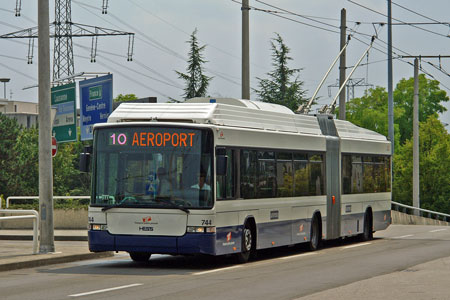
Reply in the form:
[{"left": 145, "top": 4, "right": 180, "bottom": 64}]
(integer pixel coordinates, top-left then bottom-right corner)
[{"left": 326, "top": 136, "right": 341, "bottom": 239}]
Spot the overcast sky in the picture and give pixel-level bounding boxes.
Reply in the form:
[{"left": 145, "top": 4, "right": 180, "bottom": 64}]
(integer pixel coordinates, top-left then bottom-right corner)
[{"left": 1, "top": 0, "right": 450, "bottom": 126}]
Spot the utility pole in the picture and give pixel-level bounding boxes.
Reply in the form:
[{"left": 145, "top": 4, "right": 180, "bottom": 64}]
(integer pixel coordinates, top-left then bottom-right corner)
[
  {"left": 339, "top": 8, "right": 346, "bottom": 120},
  {"left": 242, "top": 0, "right": 250, "bottom": 100},
  {"left": 387, "top": 0, "right": 394, "bottom": 174},
  {"left": 38, "top": 0, "right": 54, "bottom": 253},
  {"left": 413, "top": 58, "right": 420, "bottom": 214}
]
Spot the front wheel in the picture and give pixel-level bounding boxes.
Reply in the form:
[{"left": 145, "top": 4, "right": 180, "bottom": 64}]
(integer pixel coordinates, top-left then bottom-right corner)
[
  {"left": 129, "top": 252, "right": 151, "bottom": 262},
  {"left": 236, "top": 224, "right": 253, "bottom": 263}
]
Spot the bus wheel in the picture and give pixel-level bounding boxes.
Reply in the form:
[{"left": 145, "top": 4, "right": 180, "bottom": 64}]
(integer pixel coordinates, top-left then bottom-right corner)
[
  {"left": 308, "top": 215, "right": 321, "bottom": 251},
  {"left": 361, "top": 211, "right": 373, "bottom": 241},
  {"left": 236, "top": 223, "right": 253, "bottom": 263},
  {"left": 129, "top": 252, "right": 151, "bottom": 262}
]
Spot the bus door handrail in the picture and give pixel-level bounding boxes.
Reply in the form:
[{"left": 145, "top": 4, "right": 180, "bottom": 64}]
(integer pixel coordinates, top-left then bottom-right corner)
[{"left": 0, "top": 209, "right": 39, "bottom": 254}]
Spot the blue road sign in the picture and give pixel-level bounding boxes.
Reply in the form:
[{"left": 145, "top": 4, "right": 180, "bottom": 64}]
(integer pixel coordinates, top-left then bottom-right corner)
[{"left": 79, "top": 74, "right": 113, "bottom": 141}]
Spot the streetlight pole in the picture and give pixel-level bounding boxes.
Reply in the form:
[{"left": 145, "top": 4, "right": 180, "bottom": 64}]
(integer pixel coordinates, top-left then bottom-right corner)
[{"left": 0, "top": 78, "right": 10, "bottom": 99}]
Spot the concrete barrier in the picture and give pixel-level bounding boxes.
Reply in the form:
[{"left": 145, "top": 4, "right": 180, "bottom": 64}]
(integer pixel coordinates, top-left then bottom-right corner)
[
  {"left": 391, "top": 210, "right": 450, "bottom": 226},
  {"left": 0, "top": 209, "right": 88, "bottom": 229}
]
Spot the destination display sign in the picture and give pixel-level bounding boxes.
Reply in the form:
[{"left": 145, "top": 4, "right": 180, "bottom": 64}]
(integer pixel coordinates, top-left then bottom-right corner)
[
  {"left": 96, "top": 127, "right": 205, "bottom": 154},
  {"left": 109, "top": 131, "right": 197, "bottom": 147}
]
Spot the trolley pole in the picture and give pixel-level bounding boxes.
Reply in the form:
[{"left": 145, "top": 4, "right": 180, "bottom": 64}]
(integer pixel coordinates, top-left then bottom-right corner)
[
  {"left": 242, "top": 0, "right": 250, "bottom": 100},
  {"left": 339, "top": 8, "right": 347, "bottom": 120},
  {"left": 38, "top": 0, "right": 55, "bottom": 253}
]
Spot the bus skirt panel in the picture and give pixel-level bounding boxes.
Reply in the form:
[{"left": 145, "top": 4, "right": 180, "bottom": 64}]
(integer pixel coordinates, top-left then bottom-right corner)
[{"left": 88, "top": 230, "right": 216, "bottom": 255}]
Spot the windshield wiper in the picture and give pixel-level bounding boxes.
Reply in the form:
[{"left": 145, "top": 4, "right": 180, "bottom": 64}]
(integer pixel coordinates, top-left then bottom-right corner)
[
  {"left": 101, "top": 202, "right": 129, "bottom": 212},
  {"left": 155, "top": 196, "right": 190, "bottom": 214}
]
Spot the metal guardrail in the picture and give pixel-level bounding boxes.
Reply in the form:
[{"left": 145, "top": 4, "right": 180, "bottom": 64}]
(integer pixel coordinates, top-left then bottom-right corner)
[
  {"left": 2, "top": 196, "right": 90, "bottom": 209},
  {"left": 0, "top": 209, "right": 39, "bottom": 254},
  {"left": 392, "top": 201, "right": 450, "bottom": 222}
]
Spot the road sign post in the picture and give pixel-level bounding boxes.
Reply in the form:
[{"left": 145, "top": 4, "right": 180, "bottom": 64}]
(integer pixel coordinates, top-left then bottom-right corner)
[
  {"left": 51, "top": 82, "right": 77, "bottom": 143},
  {"left": 80, "top": 74, "right": 113, "bottom": 141}
]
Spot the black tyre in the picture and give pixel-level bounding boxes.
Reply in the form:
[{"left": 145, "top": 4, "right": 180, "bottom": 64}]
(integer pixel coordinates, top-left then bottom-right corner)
[
  {"left": 129, "top": 252, "right": 151, "bottom": 262},
  {"left": 361, "top": 211, "right": 373, "bottom": 241},
  {"left": 308, "top": 215, "right": 321, "bottom": 251},
  {"left": 236, "top": 223, "right": 253, "bottom": 263}
]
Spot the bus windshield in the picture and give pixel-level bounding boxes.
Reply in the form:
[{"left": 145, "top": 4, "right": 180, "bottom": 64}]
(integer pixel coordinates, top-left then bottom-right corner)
[{"left": 92, "top": 126, "right": 214, "bottom": 209}]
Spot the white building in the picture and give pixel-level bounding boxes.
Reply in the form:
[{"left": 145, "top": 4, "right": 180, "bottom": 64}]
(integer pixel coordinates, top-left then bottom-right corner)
[{"left": 0, "top": 98, "right": 38, "bottom": 128}]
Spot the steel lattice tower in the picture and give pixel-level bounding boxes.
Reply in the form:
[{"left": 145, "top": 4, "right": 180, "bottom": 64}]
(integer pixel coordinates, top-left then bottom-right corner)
[
  {"left": 53, "top": 0, "right": 75, "bottom": 81},
  {"left": 1, "top": 0, "right": 134, "bottom": 83}
]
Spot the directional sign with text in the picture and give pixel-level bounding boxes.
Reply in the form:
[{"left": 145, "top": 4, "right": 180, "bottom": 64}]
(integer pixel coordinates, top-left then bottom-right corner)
[
  {"left": 80, "top": 74, "right": 113, "bottom": 141},
  {"left": 51, "top": 82, "right": 77, "bottom": 143}
]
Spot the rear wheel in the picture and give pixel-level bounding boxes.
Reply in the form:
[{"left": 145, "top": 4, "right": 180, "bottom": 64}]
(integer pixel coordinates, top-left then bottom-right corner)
[
  {"left": 236, "top": 223, "right": 253, "bottom": 263},
  {"left": 308, "top": 215, "right": 321, "bottom": 251},
  {"left": 129, "top": 252, "right": 151, "bottom": 262},
  {"left": 361, "top": 211, "right": 373, "bottom": 241}
]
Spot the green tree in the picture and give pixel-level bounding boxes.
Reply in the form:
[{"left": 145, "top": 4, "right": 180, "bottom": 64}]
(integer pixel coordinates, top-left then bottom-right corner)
[
  {"left": 393, "top": 115, "right": 450, "bottom": 213},
  {"left": 0, "top": 113, "right": 20, "bottom": 195},
  {"left": 254, "top": 33, "right": 307, "bottom": 111},
  {"left": 394, "top": 74, "right": 448, "bottom": 144},
  {"left": 114, "top": 94, "right": 138, "bottom": 102},
  {"left": 176, "top": 28, "right": 212, "bottom": 100},
  {"left": 8, "top": 127, "right": 39, "bottom": 196},
  {"left": 345, "top": 87, "right": 403, "bottom": 150}
]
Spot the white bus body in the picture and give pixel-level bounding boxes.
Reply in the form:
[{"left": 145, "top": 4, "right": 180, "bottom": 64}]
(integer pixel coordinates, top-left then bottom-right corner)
[{"left": 87, "top": 98, "right": 391, "bottom": 261}]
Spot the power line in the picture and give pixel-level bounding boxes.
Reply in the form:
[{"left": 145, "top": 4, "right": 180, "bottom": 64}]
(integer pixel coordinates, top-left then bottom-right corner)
[
  {"left": 74, "top": 0, "right": 243, "bottom": 87},
  {"left": 74, "top": 43, "right": 183, "bottom": 89},
  {"left": 391, "top": 1, "right": 449, "bottom": 28},
  {"left": 0, "top": 7, "right": 36, "bottom": 24},
  {"left": 348, "top": 0, "right": 450, "bottom": 39},
  {"left": 75, "top": 53, "right": 175, "bottom": 99},
  {"left": 254, "top": 0, "right": 340, "bottom": 30},
  {"left": 0, "top": 60, "right": 36, "bottom": 81},
  {"left": 128, "top": 0, "right": 268, "bottom": 71}
]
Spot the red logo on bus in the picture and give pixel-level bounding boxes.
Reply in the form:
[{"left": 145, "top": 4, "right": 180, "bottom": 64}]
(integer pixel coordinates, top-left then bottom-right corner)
[
  {"left": 226, "top": 232, "right": 232, "bottom": 242},
  {"left": 142, "top": 216, "right": 152, "bottom": 223}
]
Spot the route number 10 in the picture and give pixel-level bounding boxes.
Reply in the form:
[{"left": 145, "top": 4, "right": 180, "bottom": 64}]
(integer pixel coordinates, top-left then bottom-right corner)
[{"left": 110, "top": 133, "right": 127, "bottom": 145}]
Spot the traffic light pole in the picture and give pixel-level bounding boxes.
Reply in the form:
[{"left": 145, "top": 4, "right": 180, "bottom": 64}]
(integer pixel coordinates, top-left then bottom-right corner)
[{"left": 38, "top": 0, "right": 55, "bottom": 253}]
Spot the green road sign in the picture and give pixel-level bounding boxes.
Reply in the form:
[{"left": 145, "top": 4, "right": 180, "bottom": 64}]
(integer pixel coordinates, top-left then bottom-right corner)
[{"left": 51, "top": 82, "right": 77, "bottom": 143}]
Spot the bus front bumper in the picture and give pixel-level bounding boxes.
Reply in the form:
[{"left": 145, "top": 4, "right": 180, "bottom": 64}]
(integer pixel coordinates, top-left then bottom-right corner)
[{"left": 88, "top": 230, "right": 216, "bottom": 255}]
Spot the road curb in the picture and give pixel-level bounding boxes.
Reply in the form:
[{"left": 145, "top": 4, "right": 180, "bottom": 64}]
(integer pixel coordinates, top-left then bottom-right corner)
[{"left": 0, "top": 251, "right": 114, "bottom": 272}]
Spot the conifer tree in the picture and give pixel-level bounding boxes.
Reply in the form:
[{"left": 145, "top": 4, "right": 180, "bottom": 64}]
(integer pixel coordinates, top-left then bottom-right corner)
[
  {"left": 254, "top": 33, "right": 307, "bottom": 111},
  {"left": 176, "top": 29, "right": 212, "bottom": 100}
]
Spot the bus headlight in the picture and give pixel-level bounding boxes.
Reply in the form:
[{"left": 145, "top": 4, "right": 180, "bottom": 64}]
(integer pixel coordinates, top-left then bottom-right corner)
[
  {"left": 187, "top": 226, "right": 216, "bottom": 233},
  {"left": 91, "top": 224, "right": 107, "bottom": 231}
]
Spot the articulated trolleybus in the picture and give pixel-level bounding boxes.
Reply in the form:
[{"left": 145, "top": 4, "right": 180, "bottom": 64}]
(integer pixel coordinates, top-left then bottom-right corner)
[{"left": 83, "top": 98, "right": 391, "bottom": 263}]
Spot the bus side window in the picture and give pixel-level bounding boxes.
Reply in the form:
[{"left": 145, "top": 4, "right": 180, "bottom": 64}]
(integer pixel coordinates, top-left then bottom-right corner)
[
  {"left": 217, "top": 149, "right": 235, "bottom": 200},
  {"left": 240, "top": 150, "right": 257, "bottom": 199}
]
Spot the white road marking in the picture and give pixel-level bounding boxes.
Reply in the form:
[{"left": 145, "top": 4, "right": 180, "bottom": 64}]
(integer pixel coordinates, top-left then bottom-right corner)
[
  {"left": 192, "top": 265, "right": 242, "bottom": 275},
  {"left": 430, "top": 228, "right": 448, "bottom": 233},
  {"left": 278, "top": 252, "right": 317, "bottom": 260},
  {"left": 69, "top": 283, "right": 143, "bottom": 297},
  {"left": 393, "top": 234, "right": 414, "bottom": 239},
  {"left": 341, "top": 242, "right": 372, "bottom": 250}
]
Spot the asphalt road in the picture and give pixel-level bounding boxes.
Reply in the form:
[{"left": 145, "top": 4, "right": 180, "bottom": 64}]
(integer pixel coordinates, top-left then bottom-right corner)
[{"left": 1, "top": 225, "right": 449, "bottom": 300}]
